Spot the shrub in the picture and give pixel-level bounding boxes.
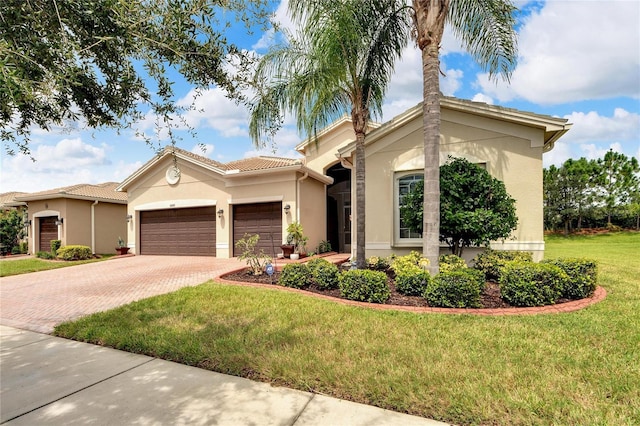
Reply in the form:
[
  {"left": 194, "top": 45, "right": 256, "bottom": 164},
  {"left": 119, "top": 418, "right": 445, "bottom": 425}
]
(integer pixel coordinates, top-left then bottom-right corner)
[
  {"left": 36, "top": 251, "right": 54, "bottom": 259},
  {"left": 50, "top": 239, "right": 62, "bottom": 255},
  {"left": 279, "top": 263, "right": 311, "bottom": 289},
  {"left": 235, "top": 233, "right": 272, "bottom": 275},
  {"left": 56, "top": 245, "right": 92, "bottom": 261},
  {"left": 424, "top": 269, "right": 485, "bottom": 308},
  {"left": 366, "top": 256, "right": 390, "bottom": 271},
  {"left": 390, "top": 252, "right": 431, "bottom": 296},
  {"left": 19, "top": 242, "right": 28, "bottom": 254},
  {"left": 541, "top": 258, "right": 598, "bottom": 299},
  {"left": 473, "top": 249, "right": 533, "bottom": 281},
  {"left": 317, "top": 240, "right": 332, "bottom": 254},
  {"left": 339, "top": 269, "right": 390, "bottom": 303},
  {"left": 499, "top": 262, "right": 566, "bottom": 307},
  {"left": 306, "top": 258, "right": 339, "bottom": 289},
  {"left": 11, "top": 246, "right": 21, "bottom": 254},
  {"left": 439, "top": 254, "right": 467, "bottom": 273}
]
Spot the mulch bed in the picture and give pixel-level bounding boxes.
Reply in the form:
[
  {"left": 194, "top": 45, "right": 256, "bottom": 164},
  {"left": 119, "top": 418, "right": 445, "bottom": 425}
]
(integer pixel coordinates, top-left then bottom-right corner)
[{"left": 221, "top": 268, "right": 521, "bottom": 309}]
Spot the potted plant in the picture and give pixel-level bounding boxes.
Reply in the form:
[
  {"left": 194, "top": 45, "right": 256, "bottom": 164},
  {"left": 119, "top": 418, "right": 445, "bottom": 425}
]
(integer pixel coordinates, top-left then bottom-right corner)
[
  {"left": 280, "top": 233, "right": 295, "bottom": 259},
  {"left": 116, "top": 237, "right": 129, "bottom": 255},
  {"left": 284, "top": 222, "right": 307, "bottom": 259}
]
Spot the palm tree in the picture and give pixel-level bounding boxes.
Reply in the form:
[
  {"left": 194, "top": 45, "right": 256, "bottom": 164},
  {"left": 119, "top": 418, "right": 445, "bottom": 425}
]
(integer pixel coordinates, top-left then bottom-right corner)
[
  {"left": 411, "top": 0, "right": 518, "bottom": 274},
  {"left": 249, "top": 0, "right": 410, "bottom": 268}
]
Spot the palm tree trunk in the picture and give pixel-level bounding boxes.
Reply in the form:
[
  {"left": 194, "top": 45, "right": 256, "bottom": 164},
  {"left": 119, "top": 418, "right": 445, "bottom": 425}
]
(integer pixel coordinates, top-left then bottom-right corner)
[
  {"left": 354, "top": 131, "right": 366, "bottom": 269},
  {"left": 421, "top": 44, "right": 441, "bottom": 276}
]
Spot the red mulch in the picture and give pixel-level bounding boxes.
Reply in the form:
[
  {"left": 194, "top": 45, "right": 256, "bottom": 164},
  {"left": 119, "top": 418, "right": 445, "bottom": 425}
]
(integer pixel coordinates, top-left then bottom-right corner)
[{"left": 221, "top": 269, "right": 517, "bottom": 309}]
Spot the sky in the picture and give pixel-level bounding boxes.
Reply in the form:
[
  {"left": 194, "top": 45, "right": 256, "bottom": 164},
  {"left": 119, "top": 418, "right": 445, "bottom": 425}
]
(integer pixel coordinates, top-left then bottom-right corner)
[{"left": 2, "top": 0, "right": 639, "bottom": 193}]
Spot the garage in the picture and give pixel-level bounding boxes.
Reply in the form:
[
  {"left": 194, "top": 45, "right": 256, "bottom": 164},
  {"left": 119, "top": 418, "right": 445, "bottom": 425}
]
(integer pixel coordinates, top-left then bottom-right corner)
[
  {"left": 233, "top": 202, "right": 282, "bottom": 257},
  {"left": 39, "top": 216, "right": 58, "bottom": 252},
  {"left": 140, "top": 206, "right": 216, "bottom": 256}
]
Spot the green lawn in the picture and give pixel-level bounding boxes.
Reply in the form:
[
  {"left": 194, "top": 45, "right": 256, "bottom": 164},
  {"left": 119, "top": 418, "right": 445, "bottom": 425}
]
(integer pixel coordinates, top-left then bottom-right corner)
[
  {"left": 0, "top": 256, "right": 114, "bottom": 277},
  {"left": 54, "top": 232, "right": 640, "bottom": 425}
]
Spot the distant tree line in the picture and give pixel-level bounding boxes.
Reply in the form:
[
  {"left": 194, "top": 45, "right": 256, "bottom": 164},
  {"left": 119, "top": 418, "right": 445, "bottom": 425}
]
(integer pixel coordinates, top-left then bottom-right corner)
[{"left": 544, "top": 150, "right": 640, "bottom": 233}]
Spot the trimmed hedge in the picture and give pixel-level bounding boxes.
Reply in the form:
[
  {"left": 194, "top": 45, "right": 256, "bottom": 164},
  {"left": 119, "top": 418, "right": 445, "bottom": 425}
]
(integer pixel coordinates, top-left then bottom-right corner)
[
  {"left": 36, "top": 251, "right": 55, "bottom": 259},
  {"left": 541, "top": 258, "right": 597, "bottom": 299},
  {"left": 307, "top": 258, "right": 340, "bottom": 290},
  {"left": 279, "top": 263, "right": 311, "bottom": 289},
  {"left": 391, "top": 251, "right": 431, "bottom": 296},
  {"left": 473, "top": 249, "right": 533, "bottom": 281},
  {"left": 439, "top": 254, "right": 467, "bottom": 273},
  {"left": 339, "top": 269, "right": 390, "bottom": 303},
  {"left": 424, "top": 269, "right": 485, "bottom": 308},
  {"left": 499, "top": 262, "right": 566, "bottom": 307},
  {"left": 56, "top": 245, "right": 92, "bottom": 261}
]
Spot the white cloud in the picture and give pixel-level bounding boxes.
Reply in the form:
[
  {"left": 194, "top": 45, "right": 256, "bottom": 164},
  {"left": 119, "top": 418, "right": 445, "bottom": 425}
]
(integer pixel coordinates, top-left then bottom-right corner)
[
  {"left": 0, "top": 138, "right": 139, "bottom": 192},
  {"left": 176, "top": 88, "right": 250, "bottom": 138},
  {"left": 190, "top": 144, "right": 214, "bottom": 157},
  {"left": 471, "top": 93, "right": 494, "bottom": 105},
  {"left": 477, "top": 1, "right": 640, "bottom": 104},
  {"left": 560, "top": 108, "right": 639, "bottom": 145}
]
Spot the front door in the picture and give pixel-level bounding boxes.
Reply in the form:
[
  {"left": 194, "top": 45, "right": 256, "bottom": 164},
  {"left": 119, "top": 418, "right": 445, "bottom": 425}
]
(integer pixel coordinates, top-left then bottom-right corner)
[{"left": 38, "top": 216, "right": 58, "bottom": 252}]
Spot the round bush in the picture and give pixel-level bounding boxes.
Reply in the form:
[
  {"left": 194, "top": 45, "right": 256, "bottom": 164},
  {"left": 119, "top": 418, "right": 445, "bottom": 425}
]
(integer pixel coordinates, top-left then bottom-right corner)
[
  {"left": 395, "top": 270, "right": 430, "bottom": 296},
  {"left": 473, "top": 249, "right": 533, "bottom": 281},
  {"left": 541, "top": 258, "right": 597, "bottom": 299},
  {"left": 499, "top": 262, "right": 566, "bottom": 307},
  {"left": 339, "top": 269, "right": 390, "bottom": 303},
  {"left": 56, "top": 245, "right": 92, "bottom": 260},
  {"left": 309, "top": 260, "right": 339, "bottom": 290},
  {"left": 424, "top": 268, "right": 485, "bottom": 308},
  {"left": 279, "top": 263, "right": 311, "bottom": 289},
  {"left": 439, "top": 254, "right": 467, "bottom": 273}
]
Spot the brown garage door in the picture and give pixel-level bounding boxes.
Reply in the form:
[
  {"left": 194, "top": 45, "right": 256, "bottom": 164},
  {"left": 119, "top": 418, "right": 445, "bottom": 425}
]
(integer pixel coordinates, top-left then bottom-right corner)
[
  {"left": 140, "top": 207, "right": 216, "bottom": 256},
  {"left": 233, "top": 202, "right": 282, "bottom": 257},
  {"left": 39, "top": 216, "right": 58, "bottom": 252}
]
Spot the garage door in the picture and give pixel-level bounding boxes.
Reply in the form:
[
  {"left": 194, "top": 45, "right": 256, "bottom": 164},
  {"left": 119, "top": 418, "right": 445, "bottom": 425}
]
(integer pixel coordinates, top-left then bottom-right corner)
[
  {"left": 233, "top": 202, "right": 282, "bottom": 257},
  {"left": 39, "top": 216, "right": 58, "bottom": 252},
  {"left": 140, "top": 207, "right": 216, "bottom": 256}
]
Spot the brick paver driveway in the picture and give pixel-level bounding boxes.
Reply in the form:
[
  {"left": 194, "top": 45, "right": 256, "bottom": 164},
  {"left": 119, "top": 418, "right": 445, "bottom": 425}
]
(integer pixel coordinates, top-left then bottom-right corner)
[{"left": 0, "top": 256, "right": 244, "bottom": 334}]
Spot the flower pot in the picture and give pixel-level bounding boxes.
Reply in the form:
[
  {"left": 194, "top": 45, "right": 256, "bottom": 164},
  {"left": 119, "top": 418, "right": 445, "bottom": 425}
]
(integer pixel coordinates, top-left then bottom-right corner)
[
  {"left": 115, "top": 247, "right": 130, "bottom": 255},
  {"left": 290, "top": 253, "right": 299, "bottom": 260},
  {"left": 280, "top": 244, "right": 295, "bottom": 259}
]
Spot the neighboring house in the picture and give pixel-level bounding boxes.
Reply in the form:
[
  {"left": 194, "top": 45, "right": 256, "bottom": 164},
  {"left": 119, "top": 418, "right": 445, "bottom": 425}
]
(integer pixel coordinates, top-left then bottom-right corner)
[
  {"left": 120, "top": 97, "right": 570, "bottom": 260},
  {"left": 15, "top": 183, "right": 128, "bottom": 254},
  {"left": 0, "top": 192, "right": 28, "bottom": 211}
]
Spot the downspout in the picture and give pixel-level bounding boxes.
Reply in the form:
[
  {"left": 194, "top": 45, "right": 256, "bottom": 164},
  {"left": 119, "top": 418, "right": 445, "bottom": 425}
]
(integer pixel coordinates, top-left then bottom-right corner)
[
  {"left": 296, "top": 171, "right": 309, "bottom": 219},
  {"left": 91, "top": 200, "right": 98, "bottom": 254}
]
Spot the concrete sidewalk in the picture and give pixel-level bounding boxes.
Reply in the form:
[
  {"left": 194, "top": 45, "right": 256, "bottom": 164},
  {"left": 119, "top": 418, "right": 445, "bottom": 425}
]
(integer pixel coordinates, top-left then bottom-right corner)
[{"left": 1, "top": 326, "right": 448, "bottom": 425}]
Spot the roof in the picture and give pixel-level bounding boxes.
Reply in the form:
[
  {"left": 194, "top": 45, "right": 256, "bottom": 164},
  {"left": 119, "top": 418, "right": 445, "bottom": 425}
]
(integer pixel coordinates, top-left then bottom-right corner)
[
  {"left": 15, "top": 182, "right": 127, "bottom": 204},
  {"left": 117, "top": 146, "right": 332, "bottom": 192},
  {"left": 334, "top": 96, "right": 572, "bottom": 157},
  {"left": 0, "top": 192, "right": 28, "bottom": 208}
]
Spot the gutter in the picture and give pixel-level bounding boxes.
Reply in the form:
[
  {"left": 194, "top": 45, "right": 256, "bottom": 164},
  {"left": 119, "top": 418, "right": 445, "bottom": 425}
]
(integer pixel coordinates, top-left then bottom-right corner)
[
  {"left": 295, "top": 172, "right": 309, "bottom": 219},
  {"left": 91, "top": 200, "right": 98, "bottom": 254}
]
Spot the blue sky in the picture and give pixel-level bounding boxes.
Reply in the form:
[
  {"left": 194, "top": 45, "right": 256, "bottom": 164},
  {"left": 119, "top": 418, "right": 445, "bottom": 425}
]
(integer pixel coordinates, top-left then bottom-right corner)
[{"left": 2, "top": 0, "right": 639, "bottom": 193}]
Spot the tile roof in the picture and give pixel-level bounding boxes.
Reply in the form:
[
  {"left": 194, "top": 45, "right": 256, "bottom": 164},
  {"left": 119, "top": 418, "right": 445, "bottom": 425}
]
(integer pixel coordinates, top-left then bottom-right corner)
[
  {"left": 0, "top": 192, "right": 28, "bottom": 208},
  {"left": 224, "top": 156, "right": 304, "bottom": 172},
  {"left": 15, "top": 182, "right": 127, "bottom": 203},
  {"left": 164, "top": 146, "right": 227, "bottom": 170}
]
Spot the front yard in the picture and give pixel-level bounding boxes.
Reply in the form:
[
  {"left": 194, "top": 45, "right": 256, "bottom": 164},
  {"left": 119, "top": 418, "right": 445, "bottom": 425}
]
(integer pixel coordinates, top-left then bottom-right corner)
[
  {"left": 0, "top": 255, "right": 114, "bottom": 277},
  {"left": 54, "top": 232, "right": 640, "bottom": 425}
]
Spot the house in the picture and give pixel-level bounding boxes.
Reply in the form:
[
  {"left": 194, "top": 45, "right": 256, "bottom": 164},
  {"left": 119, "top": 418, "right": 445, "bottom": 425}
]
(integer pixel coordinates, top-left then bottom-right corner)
[
  {"left": 119, "top": 97, "right": 570, "bottom": 261},
  {"left": 16, "top": 183, "right": 128, "bottom": 254}
]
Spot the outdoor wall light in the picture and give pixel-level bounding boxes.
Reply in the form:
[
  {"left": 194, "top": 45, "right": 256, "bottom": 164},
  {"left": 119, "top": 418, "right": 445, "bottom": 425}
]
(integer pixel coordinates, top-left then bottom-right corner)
[
  {"left": 284, "top": 204, "right": 291, "bottom": 213},
  {"left": 126, "top": 214, "right": 133, "bottom": 222},
  {"left": 217, "top": 208, "right": 224, "bottom": 218},
  {"left": 55, "top": 218, "right": 64, "bottom": 226}
]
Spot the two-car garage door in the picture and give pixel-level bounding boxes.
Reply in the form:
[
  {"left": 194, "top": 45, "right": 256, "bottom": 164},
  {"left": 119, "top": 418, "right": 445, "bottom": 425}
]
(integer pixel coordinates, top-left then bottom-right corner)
[
  {"left": 140, "top": 207, "right": 216, "bottom": 256},
  {"left": 138, "top": 202, "right": 281, "bottom": 257}
]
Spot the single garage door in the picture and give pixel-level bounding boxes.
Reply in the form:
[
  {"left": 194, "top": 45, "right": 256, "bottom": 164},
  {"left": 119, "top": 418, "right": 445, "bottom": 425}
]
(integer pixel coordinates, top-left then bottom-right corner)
[
  {"left": 140, "top": 206, "right": 216, "bottom": 256},
  {"left": 233, "top": 202, "right": 282, "bottom": 257},
  {"left": 39, "top": 216, "right": 58, "bottom": 252}
]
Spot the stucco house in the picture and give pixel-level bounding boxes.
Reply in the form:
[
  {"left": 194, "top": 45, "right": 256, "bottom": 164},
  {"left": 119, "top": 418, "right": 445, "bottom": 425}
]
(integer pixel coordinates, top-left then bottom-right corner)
[
  {"left": 16, "top": 183, "right": 128, "bottom": 254},
  {"left": 119, "top": 97, "right": 570, "bottom": 261}
]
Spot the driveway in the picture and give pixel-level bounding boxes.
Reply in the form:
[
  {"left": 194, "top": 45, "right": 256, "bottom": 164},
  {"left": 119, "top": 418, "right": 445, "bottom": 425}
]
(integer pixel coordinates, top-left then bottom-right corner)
[{"left": 0, "top": 256, "right": 244, "bottom": 334}]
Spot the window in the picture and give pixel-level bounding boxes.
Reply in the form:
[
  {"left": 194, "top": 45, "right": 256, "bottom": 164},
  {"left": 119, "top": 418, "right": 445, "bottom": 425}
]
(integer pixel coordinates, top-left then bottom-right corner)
[{"left": 397, "top": 173, "right": 423, "bottom": 241}]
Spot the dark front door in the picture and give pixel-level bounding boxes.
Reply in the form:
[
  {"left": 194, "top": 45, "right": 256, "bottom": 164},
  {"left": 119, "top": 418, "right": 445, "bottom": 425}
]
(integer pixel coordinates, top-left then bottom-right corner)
[{"left": 39, "top": 217, "right": 58, "bottom": 252}]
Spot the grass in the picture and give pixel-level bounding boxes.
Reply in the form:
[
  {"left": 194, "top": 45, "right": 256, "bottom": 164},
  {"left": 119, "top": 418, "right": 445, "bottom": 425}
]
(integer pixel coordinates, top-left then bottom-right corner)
[
  {"left": 54, "top": 232, "right": 640, "bottom": 425},
  {"left": 0, "top": 255, "right": 114, "bottom": 277}
]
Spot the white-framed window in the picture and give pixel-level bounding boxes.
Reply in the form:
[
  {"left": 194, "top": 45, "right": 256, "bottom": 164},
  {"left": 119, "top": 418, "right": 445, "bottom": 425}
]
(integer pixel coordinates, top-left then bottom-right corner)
[{"left": 395, "top": 172, "right": 424, "bottom": 245}]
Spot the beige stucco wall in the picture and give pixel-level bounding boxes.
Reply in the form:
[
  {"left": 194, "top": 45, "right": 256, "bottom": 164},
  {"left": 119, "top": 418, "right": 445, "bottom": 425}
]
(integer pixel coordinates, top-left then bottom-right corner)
[
  {"left": 300, "top": 120, "right": 357, "bottom": 174},
  {"left": 298, "top": 176, "right": 327, "bottom": 253},
  {"left": 26, "top": 198, "right": 126, "bottom": 254},
  {"left": 344, "top": 108, "right": 547, "bottom": 261}
]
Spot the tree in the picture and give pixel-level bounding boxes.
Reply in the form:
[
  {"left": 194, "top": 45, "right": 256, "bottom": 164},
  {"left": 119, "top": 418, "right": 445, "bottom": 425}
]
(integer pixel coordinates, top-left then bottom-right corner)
[
  {"left": 400, "top": 157, "right": 517, "bottom": 257},
  {"left": 411, "top": 0, "right": 518, "bottom": 274},
  {"left": 596, "top": 149, "right": 640, "bottom": 225},
  {"left": 1, "top": 0, "right": 269, "bottom": 156},
  {"left": 0, "top": 210, "right": 24, "bottom": 255},
  {"left": 249, "top": 0, "right": 410, "bottom": 268}
]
